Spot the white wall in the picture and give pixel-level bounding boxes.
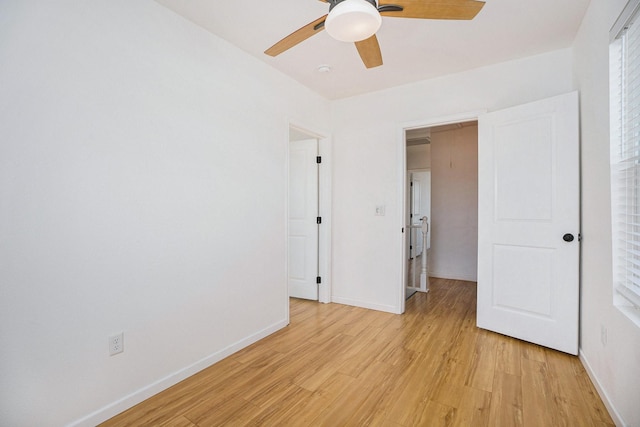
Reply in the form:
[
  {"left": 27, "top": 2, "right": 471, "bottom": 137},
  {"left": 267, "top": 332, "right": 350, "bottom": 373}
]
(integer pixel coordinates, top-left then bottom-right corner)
[
  {"left": 331, "top": 49, "right": 574, "bottom": 313},
  {"left": 573, "top": 0, "right": 640, "bottom": 425},
  {"left": 430, "top": 125, "right": 478, "bottom": 281},
  {"left": 0, "top": 2, "right": 330, "bottom": 426},
  {"left": 406, "top": 144, "right": 431, "bottom": 170}
]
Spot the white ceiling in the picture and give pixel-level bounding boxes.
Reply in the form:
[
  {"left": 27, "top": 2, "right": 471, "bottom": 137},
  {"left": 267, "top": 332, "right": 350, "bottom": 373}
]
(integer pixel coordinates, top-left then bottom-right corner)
[{"left": 154, "top": 0, "right": 591, "bottom": 100}]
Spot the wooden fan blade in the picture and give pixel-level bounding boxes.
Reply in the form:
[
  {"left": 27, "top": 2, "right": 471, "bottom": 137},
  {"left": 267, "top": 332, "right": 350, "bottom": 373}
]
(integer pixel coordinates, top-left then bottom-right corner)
[
  {"left": 265, "top": 15, "right": 328, "bottom": 56},
  {"left": 355, "top": 35, "right": 383, "bottom": 69},
  {"left": 380, "top": 0, "right": 485, "bottom": 20}
]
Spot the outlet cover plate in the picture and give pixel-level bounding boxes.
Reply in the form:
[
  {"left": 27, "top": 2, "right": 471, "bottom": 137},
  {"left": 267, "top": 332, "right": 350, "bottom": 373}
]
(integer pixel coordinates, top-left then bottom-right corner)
[{"left": 109, "top": 332, "right": 124, "bottom": 356}]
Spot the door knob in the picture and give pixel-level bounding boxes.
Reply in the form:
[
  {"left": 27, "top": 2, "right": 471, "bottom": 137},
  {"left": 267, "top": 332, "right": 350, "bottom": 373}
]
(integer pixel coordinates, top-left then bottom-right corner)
[{"left": 563, "top": 233, "right": 574, "bottom": 242}]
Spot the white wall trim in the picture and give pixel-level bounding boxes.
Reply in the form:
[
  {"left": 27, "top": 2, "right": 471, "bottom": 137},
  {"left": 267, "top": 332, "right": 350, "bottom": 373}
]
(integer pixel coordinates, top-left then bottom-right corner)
[
  {"left": 398, "top": 110, "right": 486, "bottom": 315},
  {"left": 402, "top": 110, "right": 487, "bottom": 131},
  {"left": 579, "top": 349, "right": 627, "bottom": 427},
  {"left": 332, "top": 296, "right": 401, "bottom": 314},
  {"left": 429, "top": 272, "right": 478, "bottom": 283},
  {"left": 397, "top": 125, "right": 408, "bottom": 314},
  {"left": 318, "top": 133, "right": 332, "bottom": 304},
  {"left": 67, "top": 318, "right": 289, "bottom": 427}
]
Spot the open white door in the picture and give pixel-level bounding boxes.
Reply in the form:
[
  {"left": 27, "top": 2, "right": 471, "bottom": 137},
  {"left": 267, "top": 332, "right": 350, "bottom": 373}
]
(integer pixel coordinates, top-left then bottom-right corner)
[
  {"left": 411, "top": 178, "right": 422, "bottom": 257},
  {"left": 288, "top": 138, "right": 319, "bottom": 300},
  {"left": 411, "top": 171, "right": 431, "bottom": 252},
  {"left": 477, "top": 91, "right": 579, "bottom": 355}
]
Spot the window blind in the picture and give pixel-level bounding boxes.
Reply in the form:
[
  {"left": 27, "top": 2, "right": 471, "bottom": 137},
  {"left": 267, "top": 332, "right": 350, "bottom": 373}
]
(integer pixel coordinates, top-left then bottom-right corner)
[{"left": 611, "top": 0, "right": 640, "bottom": 309}]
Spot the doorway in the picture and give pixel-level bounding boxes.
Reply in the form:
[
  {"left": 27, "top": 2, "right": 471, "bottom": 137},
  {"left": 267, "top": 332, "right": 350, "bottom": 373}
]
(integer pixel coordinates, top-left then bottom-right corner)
[
  {"left": 288, "top": 124, "right": 332, "bottom": 303},
  {"left": 398, "top": 92, "right": 579, "bottom": 355},
  {"left": 288, "top": 135, "right": 319, "bottom": 300},
  {"left": 402, "top": 119, "right": 479, "bottom": 304}
]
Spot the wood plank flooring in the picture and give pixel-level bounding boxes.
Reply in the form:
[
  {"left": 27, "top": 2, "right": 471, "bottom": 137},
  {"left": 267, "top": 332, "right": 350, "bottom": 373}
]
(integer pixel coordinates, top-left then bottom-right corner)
[{"left": 101, "top": 278, "right": 614, "bottom": 426}]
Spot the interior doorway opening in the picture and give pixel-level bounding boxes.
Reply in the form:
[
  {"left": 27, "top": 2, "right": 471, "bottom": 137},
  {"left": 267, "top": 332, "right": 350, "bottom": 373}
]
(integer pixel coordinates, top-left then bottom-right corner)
[
  {"left": 403, "top": 121, "right": 479, "bottom": 301},
  {"left": 288, "top": 127, "right": 319, "bottom": 301},
  {"left": 399, "top": 93, "right": 579, "bottom": 353},
  {"left": 288, "top": 124, "right": 332, "bottom": 305}
]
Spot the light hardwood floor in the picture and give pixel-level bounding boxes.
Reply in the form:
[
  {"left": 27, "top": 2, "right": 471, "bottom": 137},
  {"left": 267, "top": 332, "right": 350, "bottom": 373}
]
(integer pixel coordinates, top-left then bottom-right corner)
[{"left": 101, "top": 278, "right": 614, "bottom": 426}]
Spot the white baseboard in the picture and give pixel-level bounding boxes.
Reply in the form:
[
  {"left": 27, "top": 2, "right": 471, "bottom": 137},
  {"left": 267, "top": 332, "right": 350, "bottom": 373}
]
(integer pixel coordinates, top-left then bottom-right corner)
[
  {"left": 331, "top": 296, "right": 401, "bottom": 314},
  {"left": 67, "top": 318, "right": 289, "bottom": 427},
  {"left": 579, "top": 349, "right": 626, "bottom": 427},
  {"left": 428, "top": 270, "right": 477, "bottom": 282}
]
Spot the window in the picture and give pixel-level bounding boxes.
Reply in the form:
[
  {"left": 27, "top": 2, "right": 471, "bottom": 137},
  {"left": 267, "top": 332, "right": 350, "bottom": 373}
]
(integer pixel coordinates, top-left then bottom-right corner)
[{"left": 610, "top": 0, "right": 640, "bottom": 326}]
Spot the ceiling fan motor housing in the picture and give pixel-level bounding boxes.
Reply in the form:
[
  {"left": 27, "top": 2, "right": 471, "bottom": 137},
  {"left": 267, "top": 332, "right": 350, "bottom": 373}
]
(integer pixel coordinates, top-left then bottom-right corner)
[
  {"left": 328, "top": 0, "right": 377, "bottom": 12},
  {"left": 325, "top": 0, "right": 382, "bottom": 42}
]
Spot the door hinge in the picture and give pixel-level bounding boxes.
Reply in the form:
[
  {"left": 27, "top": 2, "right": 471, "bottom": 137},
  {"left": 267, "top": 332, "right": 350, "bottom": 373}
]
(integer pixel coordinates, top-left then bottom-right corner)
[
  {"left": 316, "top": 156, "right": 322, "bottom": 164},
  {"left": 317, "top": 216, "right": 322, "bottom": 224},
  {"left": 316, "top": 276, "right": 321, "bottom": 284}
]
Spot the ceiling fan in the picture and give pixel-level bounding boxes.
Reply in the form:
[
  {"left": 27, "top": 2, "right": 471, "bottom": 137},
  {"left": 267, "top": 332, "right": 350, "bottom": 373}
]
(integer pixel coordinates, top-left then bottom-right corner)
[{"left": 264, "top": 0, "right": 486, "bottom": 69}]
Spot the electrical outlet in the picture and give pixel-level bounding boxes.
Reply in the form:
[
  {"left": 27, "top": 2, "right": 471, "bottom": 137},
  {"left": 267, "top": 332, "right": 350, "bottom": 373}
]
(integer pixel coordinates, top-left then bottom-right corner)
[
  {"left": 375, "top": 205, "right": 386, "bottom": 216},
  {"left": 600, "top": 324, "right": 607, "bottom": 346},
  {"left": 109, "top": 332, "right": 124, "bottom": 356}
]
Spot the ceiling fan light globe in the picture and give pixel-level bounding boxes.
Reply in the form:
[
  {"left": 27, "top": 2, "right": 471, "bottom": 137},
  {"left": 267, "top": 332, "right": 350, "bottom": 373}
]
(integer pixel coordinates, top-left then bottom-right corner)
[{"left": 325, "top": 0, "right": 382, "bottom": 43}]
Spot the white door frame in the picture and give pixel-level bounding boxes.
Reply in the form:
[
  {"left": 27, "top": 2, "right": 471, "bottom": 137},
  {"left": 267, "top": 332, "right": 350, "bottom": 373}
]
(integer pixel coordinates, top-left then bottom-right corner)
[
  {"left": 287, "top": 121, "right": 332, "bottom": 307},
  {"left": 397, "top": 110, "right": 486, "bottom": 314}
]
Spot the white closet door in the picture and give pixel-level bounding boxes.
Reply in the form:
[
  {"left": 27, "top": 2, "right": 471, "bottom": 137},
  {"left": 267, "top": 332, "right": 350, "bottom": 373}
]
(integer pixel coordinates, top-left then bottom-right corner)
[{"left": 288, "top": 139, "right": 319, "bottom": 300}]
